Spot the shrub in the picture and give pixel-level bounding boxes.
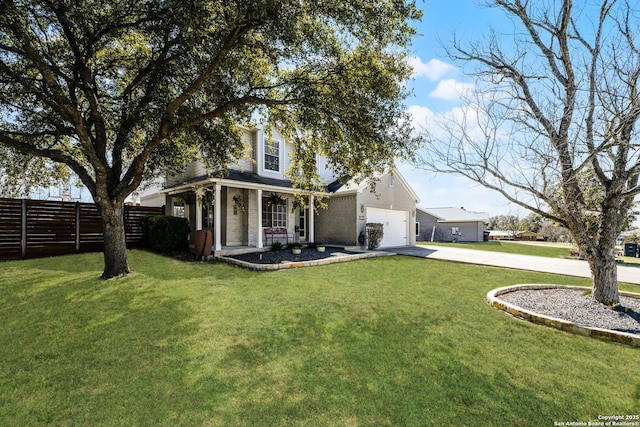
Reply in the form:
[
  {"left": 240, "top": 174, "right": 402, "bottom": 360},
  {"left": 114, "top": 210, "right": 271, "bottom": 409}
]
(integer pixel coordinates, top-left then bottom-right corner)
[
  {"left": 142, "top": 215, "right": 191, "bottom": 253},
  {"left": 366, "top": 223, "right": 384, "bottom": 250},
  {"left": 271, "top": 241, "right": 284, "bottom": 251}
]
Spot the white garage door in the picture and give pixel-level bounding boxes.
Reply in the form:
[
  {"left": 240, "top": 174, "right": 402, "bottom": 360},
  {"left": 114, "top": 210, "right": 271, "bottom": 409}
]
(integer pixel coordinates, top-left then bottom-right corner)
[{"left": 366, "top": 207, "right": 409, "bottom": 248}]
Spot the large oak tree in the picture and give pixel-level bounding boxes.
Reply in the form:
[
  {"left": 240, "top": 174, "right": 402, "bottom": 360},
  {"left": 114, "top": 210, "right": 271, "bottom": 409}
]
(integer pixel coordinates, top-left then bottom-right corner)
[
  {"left": 0, "top": 0, "right": 421, "bottom": 278},
  {"left": 416, "top": 0, "right": 640, "bottom": 304}
]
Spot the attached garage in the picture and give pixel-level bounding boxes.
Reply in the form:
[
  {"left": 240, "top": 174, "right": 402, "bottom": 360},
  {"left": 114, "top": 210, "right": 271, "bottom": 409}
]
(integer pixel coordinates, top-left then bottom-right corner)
[
  {"left": 314, "top": 169, "right": 419, "bottom": 247},
  {"left": 366, "top": 207, "right": 409, "bottom": 247}
]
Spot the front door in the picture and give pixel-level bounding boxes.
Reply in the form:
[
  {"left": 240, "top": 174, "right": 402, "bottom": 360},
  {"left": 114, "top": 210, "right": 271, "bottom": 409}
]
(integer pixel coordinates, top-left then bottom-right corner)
[{"left": 298, "top": 208, "right": 307, "bottom": 242}]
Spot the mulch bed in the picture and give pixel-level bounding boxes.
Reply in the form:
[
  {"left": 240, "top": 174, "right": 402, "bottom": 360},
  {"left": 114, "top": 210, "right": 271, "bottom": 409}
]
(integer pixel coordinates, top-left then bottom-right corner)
[{"left": 227, "top": 247, "right": 358, "bottom": 264}]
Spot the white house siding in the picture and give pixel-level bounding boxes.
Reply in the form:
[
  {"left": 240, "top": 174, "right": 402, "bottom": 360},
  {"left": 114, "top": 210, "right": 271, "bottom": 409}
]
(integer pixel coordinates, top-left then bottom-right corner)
[
  {"left": 232, "top": 130, "right": 256, "bottom": 173},
  {"left": 316, "top": 156, "right": 336, "bottom": 183},
  {"left": 138, "top": 190, "right": 165, "bottom": 208}
]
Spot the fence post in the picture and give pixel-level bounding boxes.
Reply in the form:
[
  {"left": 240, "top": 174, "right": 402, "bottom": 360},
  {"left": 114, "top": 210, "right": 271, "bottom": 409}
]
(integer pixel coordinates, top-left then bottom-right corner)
[
  {"left": 21, "top": 199, "right": 27, "bottom": 259},
  {"left": 75, "top": 201, "right": 80, "bottom": 253}
]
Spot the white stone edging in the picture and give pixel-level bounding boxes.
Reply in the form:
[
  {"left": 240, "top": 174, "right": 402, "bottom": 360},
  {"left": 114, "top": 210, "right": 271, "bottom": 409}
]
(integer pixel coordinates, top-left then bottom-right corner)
[{"left": 217, "top": 251, "right": 384, "bottom": 271}]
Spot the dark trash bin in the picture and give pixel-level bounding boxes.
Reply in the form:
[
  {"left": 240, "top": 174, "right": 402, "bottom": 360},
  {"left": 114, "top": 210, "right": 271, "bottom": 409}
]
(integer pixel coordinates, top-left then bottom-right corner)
[{"left": 624, "top": 242, "right": 637, "bottom": 257}]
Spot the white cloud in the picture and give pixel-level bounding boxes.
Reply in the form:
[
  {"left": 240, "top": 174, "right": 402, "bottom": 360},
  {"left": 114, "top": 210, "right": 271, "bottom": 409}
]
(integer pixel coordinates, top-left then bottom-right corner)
[
  {"left": 408, "top": 57, "right": 456, "bottom": 81},
  {"left": 429, "top": 79, "right": 475, "bottom": 101},
  {"left": 406, "top": 104, "right": 435, "bottom": 131},
  {"left": 433, "top": 187, "right": 449, "bottom": 197}
]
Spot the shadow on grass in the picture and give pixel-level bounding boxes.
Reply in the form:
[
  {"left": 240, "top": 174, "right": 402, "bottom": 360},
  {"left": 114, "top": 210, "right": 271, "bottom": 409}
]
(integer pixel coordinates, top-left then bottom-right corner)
[
  {"left": 210, "top": 309, "right": 573, "bottom": 425},
  {"left": 0, "top": 269, "right": 208, "bottom": 426}
]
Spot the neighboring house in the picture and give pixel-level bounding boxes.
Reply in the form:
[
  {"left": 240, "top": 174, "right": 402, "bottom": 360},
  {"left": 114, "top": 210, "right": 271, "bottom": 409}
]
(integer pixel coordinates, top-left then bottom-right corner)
[
  {"left": 488, "top": 230, "right": 515, "bottom": 241},
  {"left": 516, "top": 231, "right": 539, "bottom": 241},
  {"left": 416, "top": 207, "right": 489, "bottom": 242},
  {"left": 139, "top": 123, "right": 418, "bottom": 252},
  {"left": 487, "top": 230, "right": 540, "bottom": 241}
]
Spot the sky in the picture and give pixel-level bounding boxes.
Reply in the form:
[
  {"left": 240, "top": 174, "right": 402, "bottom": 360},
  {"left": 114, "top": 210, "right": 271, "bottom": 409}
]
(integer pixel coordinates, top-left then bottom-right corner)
[{"left": 397, "top": 0, "right": 521, "bottom": 217}]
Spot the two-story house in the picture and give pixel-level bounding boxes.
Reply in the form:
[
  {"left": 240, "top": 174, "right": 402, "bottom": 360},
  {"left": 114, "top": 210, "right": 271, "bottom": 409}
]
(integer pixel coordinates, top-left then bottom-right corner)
[{"left": 139, "top": 123, "right": 419, "bottom": 254}]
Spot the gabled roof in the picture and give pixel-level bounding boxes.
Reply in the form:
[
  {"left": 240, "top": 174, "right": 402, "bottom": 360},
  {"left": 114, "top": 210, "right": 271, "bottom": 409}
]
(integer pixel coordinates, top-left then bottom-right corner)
[
  {"left": 327, "top": 168, "right": 420, "bottom": 202},
  {"left": 326, "top": 176, "right": 351, "bottom": 193},
  {"left": 418, "top": 207, "right": 489, "bottom": 223}
]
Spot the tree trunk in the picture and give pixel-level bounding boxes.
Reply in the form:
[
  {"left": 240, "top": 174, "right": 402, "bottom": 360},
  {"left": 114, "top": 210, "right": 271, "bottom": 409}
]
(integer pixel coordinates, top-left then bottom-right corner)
[
  {"left": 98, "top": 200, "right": 130, "bottom": 279},
  {"left": 586, "top": 248, "right": 620, "bottom": 305}
]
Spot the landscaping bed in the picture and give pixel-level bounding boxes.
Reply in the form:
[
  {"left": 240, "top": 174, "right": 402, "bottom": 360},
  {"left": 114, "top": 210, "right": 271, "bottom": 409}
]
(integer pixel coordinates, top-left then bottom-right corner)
[
  {"left": 227, "top": 247, "right": 359, "bottom": 264},
  {"left": 488, "top": 285, "right": 640, "bottom": 347}
]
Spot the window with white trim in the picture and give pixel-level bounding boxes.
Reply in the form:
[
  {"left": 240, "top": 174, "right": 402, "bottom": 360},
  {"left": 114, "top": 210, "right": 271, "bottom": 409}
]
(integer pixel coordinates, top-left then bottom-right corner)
[
  {"left": 262, "top": 197, "right": 287, "bottom": 227},
  {"left": 202, "top": 205, "right": 213, "bottom": 230},
  {"left": 264, "top": 139, "right": 280, "bottom": 171},
  {"left": 173, "top": 201, "right": 185, "bottom": 218}
]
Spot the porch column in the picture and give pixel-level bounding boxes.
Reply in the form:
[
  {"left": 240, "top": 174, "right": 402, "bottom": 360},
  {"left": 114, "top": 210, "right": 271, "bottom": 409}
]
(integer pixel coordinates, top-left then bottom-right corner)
[
  {"left": 214, "top": 183, "right": 222, "bottom": 251},
  {"left": 195, "top": 191, "right": 203, "bottom": 230},
  {"left": 257, "top": 189, "right": 263, "bottom": 248},
  {"left": 308, "top": 195, "right": 315, "bottom": 243}
]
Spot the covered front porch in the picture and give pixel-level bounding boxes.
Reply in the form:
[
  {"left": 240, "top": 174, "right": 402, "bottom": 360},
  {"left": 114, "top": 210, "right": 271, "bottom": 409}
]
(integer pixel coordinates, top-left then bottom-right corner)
[{"left": 162, "top": 171, "right": 319, "bottom": 253}]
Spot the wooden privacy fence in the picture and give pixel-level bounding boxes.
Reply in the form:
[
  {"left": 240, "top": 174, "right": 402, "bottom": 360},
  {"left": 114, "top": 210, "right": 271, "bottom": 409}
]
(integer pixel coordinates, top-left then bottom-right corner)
[{"left": 0, "top": 198, "right": 163, "bottom": 260}]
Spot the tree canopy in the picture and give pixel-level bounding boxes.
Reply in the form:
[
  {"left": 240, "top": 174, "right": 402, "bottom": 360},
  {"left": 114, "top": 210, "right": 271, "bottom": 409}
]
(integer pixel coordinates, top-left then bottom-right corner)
[{"left": 0, "top": 0, "right": 421, "bottom": 277}]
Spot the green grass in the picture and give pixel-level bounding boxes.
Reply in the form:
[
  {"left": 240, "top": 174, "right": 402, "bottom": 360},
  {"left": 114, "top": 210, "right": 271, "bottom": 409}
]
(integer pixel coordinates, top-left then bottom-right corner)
[
  {"left": 418, "top": 240, "right": 571, "bottom": 258},
  {"left": 617, "top": 255, "right": 640, "bottom": 265},
  {"left": 1, "top": 251, "right": 639, "bottom": 426}
]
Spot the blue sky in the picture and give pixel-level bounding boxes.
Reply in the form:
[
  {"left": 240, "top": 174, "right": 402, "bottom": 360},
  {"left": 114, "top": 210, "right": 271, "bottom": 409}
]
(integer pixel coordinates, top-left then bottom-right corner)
[{"left": 398, "top": 0, "right": 521, "bottom": 216}]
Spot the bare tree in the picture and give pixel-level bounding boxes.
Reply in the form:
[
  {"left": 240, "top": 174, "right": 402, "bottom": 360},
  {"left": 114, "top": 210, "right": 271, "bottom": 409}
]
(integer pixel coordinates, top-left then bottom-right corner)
[{"left": 415, "top": 0, "right": 640, "bottom": 305}]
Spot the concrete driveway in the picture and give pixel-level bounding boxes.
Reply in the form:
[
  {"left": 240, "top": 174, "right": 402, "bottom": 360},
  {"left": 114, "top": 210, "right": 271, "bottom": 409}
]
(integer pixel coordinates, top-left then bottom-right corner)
[{"left": 385, "top": 244, "right": 640, "bottom": 285}]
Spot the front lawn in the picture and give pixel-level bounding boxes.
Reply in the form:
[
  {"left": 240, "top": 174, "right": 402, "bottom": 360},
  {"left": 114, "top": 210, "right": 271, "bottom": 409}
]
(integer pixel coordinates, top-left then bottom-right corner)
[{"left": 1, "top": 251, "right": 638, "bottom": 426}]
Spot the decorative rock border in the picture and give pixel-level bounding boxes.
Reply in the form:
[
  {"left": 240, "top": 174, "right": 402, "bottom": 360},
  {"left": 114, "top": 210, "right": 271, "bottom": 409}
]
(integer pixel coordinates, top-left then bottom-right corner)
[
  {"left": 486, "top": 284, "right": 640, "bottom": 347},
  {"left": 218, "top": 251, "right": 388, "bottom": 271}
]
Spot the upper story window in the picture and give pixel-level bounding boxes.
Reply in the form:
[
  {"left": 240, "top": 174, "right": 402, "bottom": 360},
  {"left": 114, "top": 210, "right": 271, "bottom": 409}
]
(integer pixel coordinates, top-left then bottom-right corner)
[{"left": 264, "top": 139, "right": 280, "bottom": 171}]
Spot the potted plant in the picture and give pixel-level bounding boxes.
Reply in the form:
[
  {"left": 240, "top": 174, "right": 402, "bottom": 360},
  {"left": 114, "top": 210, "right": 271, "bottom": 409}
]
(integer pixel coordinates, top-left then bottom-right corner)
[
  {"left": 232, "top": 194, "right": 245, "bottom": 214},
  {"left": 289, "top": 242, "right": 302, "bottom": 254},
  {"left": 267, "top": 193, "right": 285, "bottom": 206},
  {"left": 315, "top": 242, "right": 325, "bottom": 252}
]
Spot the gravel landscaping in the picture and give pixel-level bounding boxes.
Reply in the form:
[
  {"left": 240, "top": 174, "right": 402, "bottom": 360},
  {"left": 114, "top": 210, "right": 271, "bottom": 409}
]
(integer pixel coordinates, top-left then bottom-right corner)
[{"left": 500, "top": 287, "right": 640, "bottom": 335}]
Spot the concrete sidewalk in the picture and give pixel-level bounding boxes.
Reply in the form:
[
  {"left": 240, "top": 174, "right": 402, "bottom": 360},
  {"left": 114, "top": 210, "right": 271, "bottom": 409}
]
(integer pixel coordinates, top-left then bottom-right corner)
[{"left": 386, "top": 245, "right": 640, "bottom": 285}]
